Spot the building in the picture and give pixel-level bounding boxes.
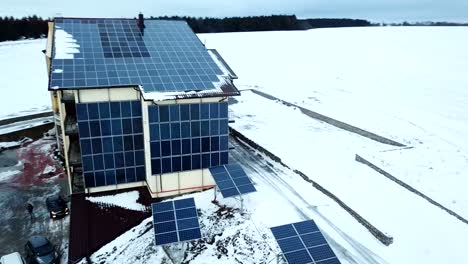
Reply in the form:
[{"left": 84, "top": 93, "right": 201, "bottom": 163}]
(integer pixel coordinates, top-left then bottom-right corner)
[{"left": 44, "top": 15, "right": 239, "bottom": 197}]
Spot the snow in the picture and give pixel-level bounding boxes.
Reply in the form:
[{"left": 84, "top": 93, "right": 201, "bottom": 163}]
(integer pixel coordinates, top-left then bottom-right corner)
[
  {"left": 202, "top": 26, "right": 468, "bottom": 217},
  {"left": 0, "top": 117, "right": 53, "bottom": 135},
  {"left": 0, "top": 40, "right": 50, "bottom": 118},
  {"left": 0, "top": 169, "right": 21, "bottom": 182},
  {"left": 0, "top": 141, "right": 21, "bottom": 149},
  {"left": 1, "top": 26, "right": 468, "bottom": 263},
  {"left": 89, "top": 27, "right": 468, "bottom": 264},
  {"left": 85, "top": 191, "right": 148, "bottom": 212},
  {"left": 42, "top": 165, "right": 56, "bottom": 174},
  {"left": 53, "top": 28, "right": 80, "bottom": 60},
  {"left": 200, "top": 27, "right": 468, "bottom": 263}
]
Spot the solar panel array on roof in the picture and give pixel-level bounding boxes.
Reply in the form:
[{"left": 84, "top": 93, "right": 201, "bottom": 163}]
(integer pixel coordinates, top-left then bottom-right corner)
[
  {"left": 50, "top": 18, "right": 235, "bottom": 95},
  {"left": 270, "top": 220, "right": 341, "bottom": 264},
  {"left": 209, "top": 163, "right": 256, "bottom": 198},
  {"left": 152, "top": 197, "right": 202, "bottom": 246}
]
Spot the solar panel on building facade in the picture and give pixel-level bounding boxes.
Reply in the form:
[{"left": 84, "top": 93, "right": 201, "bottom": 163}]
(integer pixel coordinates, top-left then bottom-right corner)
[
  {"left": 149, "top": 101, "right": 230, "bottom": 175},
  {"left": 76, "top": 100, "right": 145, "bottom": 187}
]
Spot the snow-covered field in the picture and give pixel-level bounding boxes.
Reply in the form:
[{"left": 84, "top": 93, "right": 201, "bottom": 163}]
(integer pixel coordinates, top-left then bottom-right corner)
[
  {"left": 202, "top": 26, "right": 468, "bottom": 217},
  {"left": 0, "top": 40, "right": 50, "bottom": 119},
  {"left": 2, "top": 26, "right": 468, "bottom": 263}
]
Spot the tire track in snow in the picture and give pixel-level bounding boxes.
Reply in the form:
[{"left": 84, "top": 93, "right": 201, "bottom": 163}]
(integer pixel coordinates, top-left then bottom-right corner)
[{"left": 229, "top": 138, "right": 388, "bottom": 264}]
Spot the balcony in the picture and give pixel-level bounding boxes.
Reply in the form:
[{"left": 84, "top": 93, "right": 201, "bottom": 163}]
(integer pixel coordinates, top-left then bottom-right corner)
[
  {"left": 61, "top": 92, "right": 75, "bottom": 103},
  {"left": 68, "top": 140, "right": 81, "bottom": 167},
  {"left": 64, "top": 115, "right": 78, "bottom": 135},
  {"left": 71, "top": 167, "right": 85, "bottom": 193}
]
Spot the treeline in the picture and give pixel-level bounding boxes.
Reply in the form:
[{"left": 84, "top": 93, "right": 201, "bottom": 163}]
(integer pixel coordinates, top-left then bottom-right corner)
[
  {"left": 156, "top": 15, "right": 301, "bottom": 33},
  {"left": 386, "top": 21, "right": 468, "bottom": 26},
  {"left": 0, "top": 14, "right": 375, "bottom": 42},
  {"left": 302, "top": 18, "right": 372, "bottom": 28},
  {"left": 0, "top": 16, "right": 48, "bottom": 41},
  {"left": 154, "top": 16, "right": 373, "bottom": 32},
  {"left": 2, "top": 14, "right": 466, "bottom": 42}
]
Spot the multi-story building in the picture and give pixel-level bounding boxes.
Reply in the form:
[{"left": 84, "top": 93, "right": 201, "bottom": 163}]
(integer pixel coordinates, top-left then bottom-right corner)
[{"left": 44, "top": 15, "right": 239, "bottom": 197}]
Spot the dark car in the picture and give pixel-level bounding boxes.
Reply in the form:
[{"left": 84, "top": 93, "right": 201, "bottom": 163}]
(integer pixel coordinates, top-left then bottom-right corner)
[
  {"left": 45, "top": 195, "right": 69, "bottom": 220},
  {"left": 24, "top": 236, "right": 58, "bottom": 264}
]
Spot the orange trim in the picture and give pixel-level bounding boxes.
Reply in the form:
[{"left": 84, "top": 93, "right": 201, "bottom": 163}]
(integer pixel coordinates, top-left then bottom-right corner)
[{"left": 149, "top": 184, "right": 216, "bottom": 194}]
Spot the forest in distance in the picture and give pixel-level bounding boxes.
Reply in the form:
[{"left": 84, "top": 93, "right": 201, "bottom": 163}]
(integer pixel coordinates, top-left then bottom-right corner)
[{"left": 0, "top": 14, "right": 467, "bottom": 42}]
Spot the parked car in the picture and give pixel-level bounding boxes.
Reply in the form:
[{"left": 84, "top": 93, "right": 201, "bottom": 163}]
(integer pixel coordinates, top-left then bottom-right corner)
[
  {"left": 45, "top": 195, "right": 69, "bottom": 219},
  {"left": 24, "top": 236, "right": 58, "bottom": 264},
  {"left": 0, "top": 252, "right": 26, "bottom": 264}
]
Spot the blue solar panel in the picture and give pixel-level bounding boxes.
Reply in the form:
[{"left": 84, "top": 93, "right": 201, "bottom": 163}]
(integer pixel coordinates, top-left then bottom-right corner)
[
  {"left": 277, "top": 236, "right": 304, "bottom": 253},
  {"left": 151, "top": 197, "right": 201, "bottom": 246},
  {"left": 294, "top": 220, "right": 319, "bottom": 234},
  {"left": 50, "top": 19, "right": 233, "bottom": 94},
  {"left": 211, "top": 171, "right": 229, "bottom": 182},
  {"left": 236, "top": 184, "right": 256, "bottom": 194},
  {"left": 301, "top": 232, "right": 327, "bottom": 248},
  {"left": 284, "top": 250, "right": 313, "bottom": 264},
  {"left": 219, "top": 187, "right": 240, "bottom": 198},
  {"left": 174, "top": 198, "right": 195, "bottom": 209},
  {"left": 179, "top": 228, "right": 202, "bottom": 241},
  {"left": 177, "top": 217, "right": 200, "bottom": 230},
  {"left": 270, "top": 220, "right": 341, "bottom": 264},
  {"left": 148, "top": 102, "right": 229, "bottom": 176},
  {"left": 152, "top": 201, "right": 174, "bottom": 212},
  {"left": 209, "top": 163, "right": 257, "bottom": 198},
  {"left": 155, "top": 232, "right": 178, "bottom": 245},
  {"left": 154, "top": 221, "right": 177, "bottom": 233},
  {"left": 153, "top": 211, "right": 175, "bottom": 223},
  {"left": 271, "top": 224, "right": 297, "bottom": 240},
  {"left": 216, "top": 179, "right": 235, "bottom": 189},
  {"left": 175, "top": 207, "right": 197, "bottom": 219},
  {"left": 232, "top": 176, "right": 252, "bottom": 186},
  {"left": 77, "top": 100, "right": 145, "bottom": 188}
]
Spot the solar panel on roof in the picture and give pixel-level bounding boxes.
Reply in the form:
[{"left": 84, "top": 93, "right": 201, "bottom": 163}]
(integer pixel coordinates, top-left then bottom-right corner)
[
  {"left": 151, "top": 197, "right": 202, "bottom": 246},
  {"left": 50, "top": 19, "right": 232, "bottom": 94},
  {"left": 270, "top": 220, "right": 341, "bottom": 264},
  {"left": 208, "top": 163, "right": 256, "bottom": 198}
]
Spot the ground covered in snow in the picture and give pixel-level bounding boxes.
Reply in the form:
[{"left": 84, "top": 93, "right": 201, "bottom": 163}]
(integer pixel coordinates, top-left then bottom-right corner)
[
  {"left": 200, "top": 27, "right": 468, "bottom": 263},
  {"left": 0, "top": 40, "right": 50, "bottom": 119},
  {"left": 2, "top": 26, "right": 468, "bottom": 263}
]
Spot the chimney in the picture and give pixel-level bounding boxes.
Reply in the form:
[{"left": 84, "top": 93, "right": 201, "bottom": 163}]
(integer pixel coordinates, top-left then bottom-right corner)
[{"left": 137, "top": 13, "right": 145, "bottom": 34}]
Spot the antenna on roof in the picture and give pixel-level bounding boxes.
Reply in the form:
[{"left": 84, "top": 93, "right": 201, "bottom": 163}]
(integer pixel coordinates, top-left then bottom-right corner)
[{"left": 137, "top": 13, "right": 145, "bottom": 35}]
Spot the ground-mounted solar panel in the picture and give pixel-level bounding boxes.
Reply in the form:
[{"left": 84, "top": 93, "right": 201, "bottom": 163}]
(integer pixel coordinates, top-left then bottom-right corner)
[
  {"left": 151, "top": 197, "right": 202, "bottom": 246},
  {"left": 270, "top": 220, "right": 341, "bottom": 264},
  {"left": 208, "top": 163, "right": 256, "bottom": 198}
]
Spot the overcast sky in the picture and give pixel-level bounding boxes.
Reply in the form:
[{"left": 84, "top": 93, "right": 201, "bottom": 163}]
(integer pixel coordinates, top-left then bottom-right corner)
[{"left": 1, "top": 0, "right": 467, "bottom": 22}]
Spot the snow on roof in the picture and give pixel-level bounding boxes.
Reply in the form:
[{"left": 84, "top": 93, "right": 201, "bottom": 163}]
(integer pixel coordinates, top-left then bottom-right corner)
[
  {"left": 140, "top": 78, "right": 239, "bottom": 102},
  {"left": 53, "top": 26, "right": 80, "bottom": 60},
  {"left": 48, "top": 18, "right": 239, "bottom": 99},
  {"left": 85, "top": 191, "right": 147, "bottom": 212}
]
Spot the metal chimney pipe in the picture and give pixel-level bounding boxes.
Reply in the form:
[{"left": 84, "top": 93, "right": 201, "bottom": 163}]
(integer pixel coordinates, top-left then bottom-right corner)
[{"left": 137, "top": 13, "right": 145, "bottom": 34}]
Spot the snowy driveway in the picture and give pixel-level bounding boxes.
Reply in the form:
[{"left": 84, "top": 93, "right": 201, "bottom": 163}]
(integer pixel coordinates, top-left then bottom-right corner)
[{"left": 0, "top": 139, "right": 69, "bottom": 261}]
